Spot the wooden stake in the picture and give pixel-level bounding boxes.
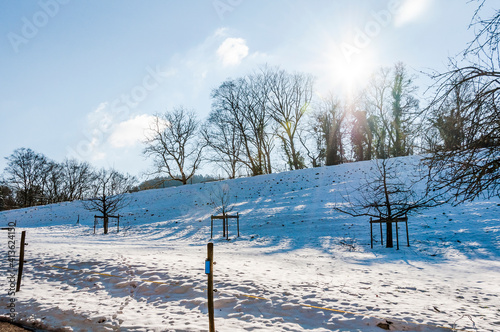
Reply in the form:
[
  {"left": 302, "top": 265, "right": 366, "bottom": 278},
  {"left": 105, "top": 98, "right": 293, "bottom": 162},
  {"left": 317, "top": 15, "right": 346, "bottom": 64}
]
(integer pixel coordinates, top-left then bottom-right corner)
[
  {"left": 210, "top": 217, "right": 213, "bottom": 239},
  {"left": 405, "top": 218, "right": 410, "bottom": 247},
  {"left": 16, "top": 231, "right": 26, "bottom": 292},
  {"left": 370, "top": 217, "right": 373, "bottom": 249},
  {"left": 396, "top": 220, "right": 400, "bottom": 250},
  {"left": 207, "top": 243, "right": 215, "bottom": 332}
]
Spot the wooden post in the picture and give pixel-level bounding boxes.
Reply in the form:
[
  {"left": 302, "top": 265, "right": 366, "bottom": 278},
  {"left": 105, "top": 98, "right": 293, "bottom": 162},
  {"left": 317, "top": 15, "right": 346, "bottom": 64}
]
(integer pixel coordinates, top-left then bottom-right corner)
[
  {"left": 226, "top": 216, "right": 229, "bottom": 240},
  {"left": 405, "top": 219, "right": 410, "bottom": 247},
  {"left": 16, "top": 231, "right": 26, "bottom": 292},
  {"left": 222, "top": 215, "right": 226, "bottom": 238},
  {"left": 396, "top": 220, "right": 400, "bottom": 250},
  {"left": 370, "top": 218, "right": 373, "bottom": 249},
  {"left": 210, "top": 217, "right": 213, "bottom": 239},
  {"left": 207, "top": 243, "right": 215, "bottom": 332},
  {"left": 94, "top": 216, "right": 97, "bottom": 234},
  {"left": 237, "top": 212, "right": 240, "bottom": 238},
  {"left": 117, "top": 215, "right": 120, "bottom": 233}
]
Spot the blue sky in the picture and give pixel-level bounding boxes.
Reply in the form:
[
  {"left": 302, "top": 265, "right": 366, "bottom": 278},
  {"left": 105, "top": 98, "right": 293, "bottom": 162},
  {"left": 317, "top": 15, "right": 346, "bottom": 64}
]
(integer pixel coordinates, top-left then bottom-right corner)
[{"left": 0, "top": 0, "right": 491, "bottom": 178}]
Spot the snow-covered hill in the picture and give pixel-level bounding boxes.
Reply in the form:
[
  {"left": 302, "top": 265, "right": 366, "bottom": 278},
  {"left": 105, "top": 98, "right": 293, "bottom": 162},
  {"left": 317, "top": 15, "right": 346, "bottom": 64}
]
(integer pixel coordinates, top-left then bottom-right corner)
[{"left": 1, "top": 156, "right": 499, "bottom": 331}]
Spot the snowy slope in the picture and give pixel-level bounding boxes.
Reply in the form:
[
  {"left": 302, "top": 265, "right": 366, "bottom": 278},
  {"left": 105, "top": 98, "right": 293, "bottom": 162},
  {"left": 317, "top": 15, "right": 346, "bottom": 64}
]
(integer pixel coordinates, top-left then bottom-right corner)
[{"left": 0, "top": 156, "right": 499, "bottom": 331}]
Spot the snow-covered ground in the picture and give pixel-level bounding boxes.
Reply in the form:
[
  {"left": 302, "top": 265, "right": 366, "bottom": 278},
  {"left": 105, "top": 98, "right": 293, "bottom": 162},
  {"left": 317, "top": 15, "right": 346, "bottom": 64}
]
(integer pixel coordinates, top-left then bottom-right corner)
[{"left": 1, "top": 156, "right": 499, "bottom": 331}]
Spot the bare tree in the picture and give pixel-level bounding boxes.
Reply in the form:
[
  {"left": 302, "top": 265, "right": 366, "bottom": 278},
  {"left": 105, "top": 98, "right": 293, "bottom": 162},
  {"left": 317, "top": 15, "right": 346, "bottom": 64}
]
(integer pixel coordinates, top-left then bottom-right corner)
[
  {"left": 266, "top": 67, "right": 314, "bottom": 170},
  {"left": 209, "top": 183, "right": 233, "bottom": 216},
  {"left": 428, "top": 77, "right": 472, "bottom": 151},
  {"left": 300, "top": 95, "right": 346, "bottom": 167},
  {"left": 426, "top": 2, "right": 500, "bottom": 202},
  {"left": 144, "top": 107, "right": 204, "bottom": 185},
  {"left": 241, "top": 73, "right": 275, "bottom": 175},
  {"left": 299, "top": 119, "right": 323, "bottom": 168},
  {"left": 202, "top": 108, "right": 243, "bottom": 179},
  {"left": 390, "top": 62, "right": 419, "bottom": 157},
  {"left": 465, "top": 0, "right": 500, "bottom": 67},
  {"left": 41, "top": 161, "right": 65, "bottom": 204},
  {"left": 314, "top": 95, "right": 346, "bottom": 166},
  {"left": 350, "top": 108, "right": 373, "bottom": 162},
  {"left": 427, "top": 69, "right": 500, "bottom": 201},
  {"left": 364, "top": 63, "right": 419, "bottom": 159},
  {"left": 210, "top": 80, "right": 256, "bottom": 175},
  {"left": 335, "top": 158, "right": 445, "bottom": 248},
  {"left": 364, "top": 67, "right": 393, "bottom": 159},
  {"left": 3, "top": 148, "right": 48, "bottom": 207},
  {"left": 83, "top": 168, "right": 135, "bottom": 234},
  {"left": 210, "top": 78, "right": 274, "bottom": 176},
  {"left": 60, "top": 159, "right": 94, "bottom": 201}
]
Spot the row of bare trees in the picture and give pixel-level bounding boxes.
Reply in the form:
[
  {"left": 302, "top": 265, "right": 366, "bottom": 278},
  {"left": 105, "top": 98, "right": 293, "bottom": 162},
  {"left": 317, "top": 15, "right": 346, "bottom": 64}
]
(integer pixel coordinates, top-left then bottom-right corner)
[
  {"left": 308, "top": 62, "right": 420, "bottom": 165},
  {"left": 206, "top": 67, "right": 314, "bottom": 175},
  {"left": 142, "top": 67, "right": 316, "bottom": 183},
  {"left": 0, "top": 148, "right": 136, "bottom": 212},
  {"left": 142, "top": 63, "right": 423, "bottom": 182}
]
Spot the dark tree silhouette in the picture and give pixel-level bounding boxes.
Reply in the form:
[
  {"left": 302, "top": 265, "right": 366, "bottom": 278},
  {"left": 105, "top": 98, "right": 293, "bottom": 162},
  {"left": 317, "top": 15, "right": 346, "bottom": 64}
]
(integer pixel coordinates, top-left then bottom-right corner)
[
  {"left": 334, "top": 158, "right": 445, "bottom": 248},
  {"left": 60, "top": 159, "right": 94, "bottom": 201},
  {"left": 3, "top": 148, "right": 48, "bottom": 207},
  {"left": 426, "top": 2, "right": 500, "bottom": 202},
  {"left": 351, "top": 108, "right": 373, "bottom": 162},
  {"left": 83, "top": 169, "right": 135, "bottom": 234},
  {"left": 313, "top": 96, "right": 345, "bottom": 166},
  {"left": 0, "top": 183, "right": 16, "bottom": 211}
]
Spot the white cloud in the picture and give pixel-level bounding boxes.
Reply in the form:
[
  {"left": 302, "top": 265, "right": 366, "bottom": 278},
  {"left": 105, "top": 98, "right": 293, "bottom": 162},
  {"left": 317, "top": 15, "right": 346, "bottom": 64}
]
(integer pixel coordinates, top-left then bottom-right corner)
[
  {"left": 214, "top": 27, "right": 229, "bottom": 38},
  {"left": 87, "top": 102, "right": 113, "bottom": 134},
  {"left": 394, "top": 0, "right": 433, "bottom": 27},
  {"left": 72, "top": 102, "right": 114, "bottom": 162},
  {"left": 109, "top": 114, "right": 155, "bottom": 148},
  {"left": 216, "top": 37, "right": 249, "bottom": 66},
  {"left": 90, "top": 149, "right": 106, "bottom": 161}
]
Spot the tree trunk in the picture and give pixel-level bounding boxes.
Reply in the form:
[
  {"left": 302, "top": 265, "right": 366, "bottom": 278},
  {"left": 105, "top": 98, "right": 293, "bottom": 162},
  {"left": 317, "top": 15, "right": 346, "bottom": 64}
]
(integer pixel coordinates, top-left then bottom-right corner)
[
  {"left": 382, "top": 161, "right": 393, "bottom": 248},
  {"left": 290, "top": 137, "right": 304, "bottom": 170},
  {"left": 367, "top": 138, "right": 372, "bottom": 161},
  {"left": 103, "top": 216, "right": 109, "bottom": 234}
]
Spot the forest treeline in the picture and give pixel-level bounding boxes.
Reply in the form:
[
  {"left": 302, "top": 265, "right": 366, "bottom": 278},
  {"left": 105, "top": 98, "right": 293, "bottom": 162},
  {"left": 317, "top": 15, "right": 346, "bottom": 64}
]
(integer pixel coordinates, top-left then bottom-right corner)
[
  {"left": 0, "top": 147, "right": 223, "bottom": 211},
  {"left": 0, "top": 62, "right": 439, "bottom": 210}
]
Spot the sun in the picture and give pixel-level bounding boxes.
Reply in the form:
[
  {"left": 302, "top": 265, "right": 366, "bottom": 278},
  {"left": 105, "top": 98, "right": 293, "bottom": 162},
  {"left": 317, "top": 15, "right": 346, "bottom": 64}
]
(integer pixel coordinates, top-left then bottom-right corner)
[
  {"left": 332, "top": 50, "right": 376, "bottom": 99},
  {"left": 318, "top": 42, "right": 377, "bottom": 100}
]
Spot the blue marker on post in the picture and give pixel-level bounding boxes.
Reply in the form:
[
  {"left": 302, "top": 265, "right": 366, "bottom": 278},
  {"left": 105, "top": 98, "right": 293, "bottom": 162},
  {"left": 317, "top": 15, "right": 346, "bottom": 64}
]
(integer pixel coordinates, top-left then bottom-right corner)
[{"left": 205, "top": 259, "right": 211, "bottom": 274}]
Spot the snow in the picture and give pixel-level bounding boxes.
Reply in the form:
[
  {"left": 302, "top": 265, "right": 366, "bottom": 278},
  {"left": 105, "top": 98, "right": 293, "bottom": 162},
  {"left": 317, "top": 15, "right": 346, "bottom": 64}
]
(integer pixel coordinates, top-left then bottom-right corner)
[{"left": 1, "top": 156, "right": 499, "bottom": 331}]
